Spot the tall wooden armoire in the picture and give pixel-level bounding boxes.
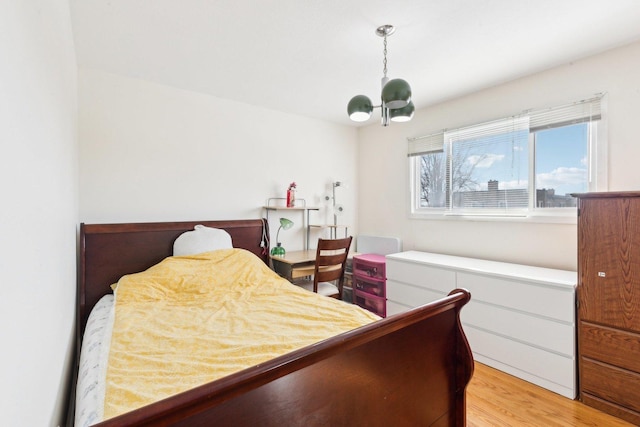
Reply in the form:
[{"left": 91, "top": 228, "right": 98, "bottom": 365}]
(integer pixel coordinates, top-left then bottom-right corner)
[{"left": 574, "top": 191, "right": 640, "bottom": 425}]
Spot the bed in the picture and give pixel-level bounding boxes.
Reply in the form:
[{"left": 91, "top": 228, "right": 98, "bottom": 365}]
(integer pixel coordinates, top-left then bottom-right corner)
[{"left": 72, "top": 219, "right": 474, "bottom": 426}]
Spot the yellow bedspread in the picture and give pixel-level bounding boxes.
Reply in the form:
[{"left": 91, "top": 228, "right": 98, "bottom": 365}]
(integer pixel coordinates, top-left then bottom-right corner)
[{"left": 103, "top": 248, "right": 379, "bottom": 419}]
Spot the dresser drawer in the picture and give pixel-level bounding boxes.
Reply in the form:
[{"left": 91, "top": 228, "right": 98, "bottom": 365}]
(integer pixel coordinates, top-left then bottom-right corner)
[
  {"left": 457, "top": 272, "right": 574, "bottom": 323},
  {"left": 352, "top": 254, "right": 386, "bottom": 280},
  {"left": 464, "top": 301, "right": 575, "bottom": 356},
  {"left": 354, "top": 289, "right": 386, "bottom": 317},
  {"left": 386, "top": 259, "right": 455, "bottom": 293},
  {"left": 386, "top": 299, "right": 410, "bottom": 316},
  {"left": 581, "top": 393, "right": 640, "bottom": 426},
  {"left": 581, "top": 358, "right": 640, "bottom": 413},
  {"left": 580, "top": 321, "right": 640, "bottom": 373},
  {"left": 353, "top": 273, "right": 385, "bottom": 297},
  {"left": 387, "top": 279, "right": 443, "bottom": 308},
  {"left": 467, "top": 326, "right": 575, "bottom": 396}
]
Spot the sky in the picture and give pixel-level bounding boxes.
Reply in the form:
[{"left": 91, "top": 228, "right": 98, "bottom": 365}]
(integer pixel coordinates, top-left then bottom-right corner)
[
  {"left": 459, "top": 122, "right": 588, "bottom": 196},
  {"left": 534, "top": 123, "right": 588, "bottom": 195}
]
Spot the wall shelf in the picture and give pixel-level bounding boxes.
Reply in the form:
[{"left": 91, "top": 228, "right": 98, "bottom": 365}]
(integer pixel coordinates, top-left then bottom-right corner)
[
  {"left": 263, "top": 198, "right": 319, "bottom": 250},
  {"left": 308, "top": 224, "right": 349, "bottom": 239}
]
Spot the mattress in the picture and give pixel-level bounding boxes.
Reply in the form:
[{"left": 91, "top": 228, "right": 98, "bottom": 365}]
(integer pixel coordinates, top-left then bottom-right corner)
[
  {"left": 75, "top": 248, "right": 379, "bottom": 425},
  {"left": 75, "top": 294, "right": 115, "bottom": 427}
]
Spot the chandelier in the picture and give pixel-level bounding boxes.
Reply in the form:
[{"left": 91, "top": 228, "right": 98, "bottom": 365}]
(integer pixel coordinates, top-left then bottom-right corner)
[{"left": 347, "top": 25, "right": 415, "bottom": 126}]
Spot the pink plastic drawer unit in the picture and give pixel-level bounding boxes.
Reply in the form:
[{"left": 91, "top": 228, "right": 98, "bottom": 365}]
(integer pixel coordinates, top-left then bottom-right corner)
[
  {"left": 352, "top": 253, "right": 386, "bottom": 317},
  {"left": 352, "top": 253, "right": 386, "bottom": 280},
  {"left": 353, "top": 275, "right": 385, "bottom": 297},
  {"left": 354, "top": 290, "right": 386, "bottom": 318}
]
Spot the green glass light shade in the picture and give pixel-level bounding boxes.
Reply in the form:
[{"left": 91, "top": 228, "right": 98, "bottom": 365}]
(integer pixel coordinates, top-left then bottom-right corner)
[
  {"left": 389, "top": 100, "right": 415, "bottom": 122},
  {"left": 347, "top": 95, "right": 373, "bottom": 122},
  {"left": 382, "top": 78, "right": 411, "bottom": 109},
  {"left": 279, "top": 218, "right": 294, "bottom": 230}
]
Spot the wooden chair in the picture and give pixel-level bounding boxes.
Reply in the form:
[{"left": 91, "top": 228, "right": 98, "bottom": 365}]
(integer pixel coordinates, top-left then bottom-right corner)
[{"left": 296, "top": 236, "right": 353, "bottom": 299}]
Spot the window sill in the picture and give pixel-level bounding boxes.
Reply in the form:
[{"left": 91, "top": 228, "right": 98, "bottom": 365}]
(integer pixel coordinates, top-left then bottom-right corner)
[{"left": 409, "top": 210, "right": 577, "bottom": 225}]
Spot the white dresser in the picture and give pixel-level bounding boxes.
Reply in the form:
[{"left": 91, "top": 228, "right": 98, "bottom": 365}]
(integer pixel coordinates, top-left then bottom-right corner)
[{"left": 386, "top": 251, "right": 577, "bottom": 399}]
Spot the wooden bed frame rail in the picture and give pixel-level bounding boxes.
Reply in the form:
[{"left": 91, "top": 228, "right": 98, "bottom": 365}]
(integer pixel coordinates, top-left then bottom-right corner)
[{"left": 96, "top": 289, "right": 473, "bottom": 427}]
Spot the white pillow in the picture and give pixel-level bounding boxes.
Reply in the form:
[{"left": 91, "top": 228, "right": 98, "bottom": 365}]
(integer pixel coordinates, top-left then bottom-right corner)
[{"left": 173, "top": 225, "right": 233, "bottom": 256}]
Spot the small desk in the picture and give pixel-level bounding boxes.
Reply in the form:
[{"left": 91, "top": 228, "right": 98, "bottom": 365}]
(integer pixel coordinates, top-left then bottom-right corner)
[
  {"left": 270, "top": 250, "right": 359, "bottom": 283},
  {"left": 270, "top": 250, "right": 316, "bottom": 281}
]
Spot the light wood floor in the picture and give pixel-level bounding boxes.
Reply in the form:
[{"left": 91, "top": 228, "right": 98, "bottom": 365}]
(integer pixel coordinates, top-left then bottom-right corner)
[{"left": 467, "top": 363, "right": 634, "bottom": 427}]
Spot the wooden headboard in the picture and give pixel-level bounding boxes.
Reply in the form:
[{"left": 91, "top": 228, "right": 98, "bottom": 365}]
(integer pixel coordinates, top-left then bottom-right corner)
[{"left": 78, "top": 219, "right": 269, "bottom": 337}]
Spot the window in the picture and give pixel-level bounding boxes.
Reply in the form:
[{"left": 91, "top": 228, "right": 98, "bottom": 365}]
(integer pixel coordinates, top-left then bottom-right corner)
[
  {"left": 533, "top": 123, "right": 589, "bottom": 208},
  {"left": 409, "top": 95, "right": 605, "bottom": 220}
]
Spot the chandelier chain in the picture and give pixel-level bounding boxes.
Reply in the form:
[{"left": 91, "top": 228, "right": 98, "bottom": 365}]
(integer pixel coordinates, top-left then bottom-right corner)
[{"left": 382, "top": 34, "right": 388, "bottom": 78}]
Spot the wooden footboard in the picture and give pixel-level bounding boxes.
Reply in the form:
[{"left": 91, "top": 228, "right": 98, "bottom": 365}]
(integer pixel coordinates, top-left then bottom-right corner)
[{"left": 94, "top": 289, "right": 473, "bottom": 427}]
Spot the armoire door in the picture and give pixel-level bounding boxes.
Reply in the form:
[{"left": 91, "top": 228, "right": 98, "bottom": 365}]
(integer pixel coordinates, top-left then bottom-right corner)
[{"left": 578, "top": 196, "right": 640, "bottom": 331}]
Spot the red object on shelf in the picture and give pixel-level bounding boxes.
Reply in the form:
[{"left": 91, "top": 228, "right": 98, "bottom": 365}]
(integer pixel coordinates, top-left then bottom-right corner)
[{"left": 286, "top": 188, "right": 295, "bottom": 207}]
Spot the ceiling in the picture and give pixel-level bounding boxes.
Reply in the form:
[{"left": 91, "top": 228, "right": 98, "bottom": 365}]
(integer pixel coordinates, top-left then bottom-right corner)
[{"left": 70, "top": 0, "right": 640, "bottom": 127}]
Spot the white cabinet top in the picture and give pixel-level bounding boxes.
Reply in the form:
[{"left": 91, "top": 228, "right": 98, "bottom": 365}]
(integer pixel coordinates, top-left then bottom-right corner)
[{"left": 386, "top": 251, "right": 576, "bottom": 289}]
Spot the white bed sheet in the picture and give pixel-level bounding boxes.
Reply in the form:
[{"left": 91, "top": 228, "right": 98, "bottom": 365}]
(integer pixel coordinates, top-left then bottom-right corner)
[{"left": 75, "top": 295, "right": 114, "bottom": 427}]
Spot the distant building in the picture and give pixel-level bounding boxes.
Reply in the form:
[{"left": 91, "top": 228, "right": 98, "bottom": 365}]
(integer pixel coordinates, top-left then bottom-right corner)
[
  {"left": 536, "top": 188, "right": 577, "bottom": 208},
  {"left": 453, "top": 180, "right": 528, "bottom": 208},
  {"left": 452, "top": 181, "right": 576, "bottom": 208}
]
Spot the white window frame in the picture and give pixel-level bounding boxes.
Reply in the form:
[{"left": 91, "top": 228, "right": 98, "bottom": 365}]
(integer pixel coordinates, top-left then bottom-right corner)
[{"left": 408, "top": 94, "right": 607, "bottom": 224}]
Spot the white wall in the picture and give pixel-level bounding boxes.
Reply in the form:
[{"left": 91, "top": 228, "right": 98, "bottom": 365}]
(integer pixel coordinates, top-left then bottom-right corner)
[
  {"left": 0, "top": 1, "right": 78, "bottom": 426},
  {"left": 358, "top": 40, "right": 640, "bottom": 272},
  {"left": 78, "top": 69, "right": 358, "bottom": 252}
]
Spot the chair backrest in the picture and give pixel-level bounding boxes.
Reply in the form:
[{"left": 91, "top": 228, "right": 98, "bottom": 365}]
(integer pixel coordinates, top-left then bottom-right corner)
[{"left": 313, "top": 236, "right": 353, "bottom": 298}]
